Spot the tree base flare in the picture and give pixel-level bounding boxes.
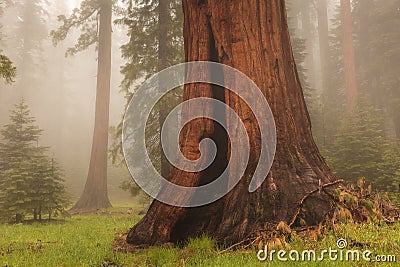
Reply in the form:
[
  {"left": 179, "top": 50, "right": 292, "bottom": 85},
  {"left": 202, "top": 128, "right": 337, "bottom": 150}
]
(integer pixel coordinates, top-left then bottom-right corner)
[{"left": 126, "top": 0, "right": 340, "bottom": 246}]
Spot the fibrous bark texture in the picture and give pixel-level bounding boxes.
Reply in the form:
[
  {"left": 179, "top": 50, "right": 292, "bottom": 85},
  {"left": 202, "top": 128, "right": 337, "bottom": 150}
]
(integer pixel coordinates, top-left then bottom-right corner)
[{"left": 127, "top": 0, "right": 337, "bottom": 245}]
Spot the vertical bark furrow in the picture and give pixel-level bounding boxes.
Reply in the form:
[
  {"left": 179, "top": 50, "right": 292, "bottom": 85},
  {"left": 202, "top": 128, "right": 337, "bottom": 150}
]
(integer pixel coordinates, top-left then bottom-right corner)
[{"left": 127, "top": 0, "right": 337, "bottom": 246}]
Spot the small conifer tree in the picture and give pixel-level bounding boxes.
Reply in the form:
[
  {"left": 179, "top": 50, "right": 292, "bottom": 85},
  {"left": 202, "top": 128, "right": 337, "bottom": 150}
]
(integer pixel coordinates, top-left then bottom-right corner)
[{"left": 0, "top": 99, "right": 69, "bottom": 222}]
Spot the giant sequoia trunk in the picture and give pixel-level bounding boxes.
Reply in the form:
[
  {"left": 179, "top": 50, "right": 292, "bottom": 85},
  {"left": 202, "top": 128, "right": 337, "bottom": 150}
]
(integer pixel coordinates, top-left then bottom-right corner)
[
  {"left": 127, "top": 0, "right": 337, "bottom": 245},
  {"left": 71, "top": 0, "right": 112, "bottom": 212}
]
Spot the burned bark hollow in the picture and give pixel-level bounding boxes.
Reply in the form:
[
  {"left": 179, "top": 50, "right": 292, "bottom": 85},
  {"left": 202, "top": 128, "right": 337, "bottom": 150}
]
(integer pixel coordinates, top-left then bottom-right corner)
[{"left": 127, "top": 0, "right": 338, "bottom": 245}]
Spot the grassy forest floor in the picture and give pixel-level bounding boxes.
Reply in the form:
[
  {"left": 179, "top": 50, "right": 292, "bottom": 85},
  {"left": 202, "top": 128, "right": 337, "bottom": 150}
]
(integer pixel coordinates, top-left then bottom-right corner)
[{"left": 0, "top": 205, "right": 399, "bottom": 267}]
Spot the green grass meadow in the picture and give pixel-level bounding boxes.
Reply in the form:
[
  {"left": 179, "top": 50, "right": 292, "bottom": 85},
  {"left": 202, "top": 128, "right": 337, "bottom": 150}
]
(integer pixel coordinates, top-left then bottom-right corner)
[{"left": 0, "top": 206, "right": 399, "bottom": 266}]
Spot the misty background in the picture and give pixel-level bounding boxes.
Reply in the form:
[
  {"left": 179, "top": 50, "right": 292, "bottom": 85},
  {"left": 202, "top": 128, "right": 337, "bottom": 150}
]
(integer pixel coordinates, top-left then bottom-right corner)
[
  {"left": 0, "top": 0, "right": 132, "bottom": 202},
  {"left": 1, "top": 0, "right": 399, "bottom": 202}
]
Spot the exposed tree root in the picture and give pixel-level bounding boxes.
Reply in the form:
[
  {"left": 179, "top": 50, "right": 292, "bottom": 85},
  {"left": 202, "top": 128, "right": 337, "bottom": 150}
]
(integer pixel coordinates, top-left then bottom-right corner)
[
  {"left": 289, "top": 179, "right": 344, "bottom": 226},
  {"left": 216, "top": 179, "right": 400, "bottom": 253}
]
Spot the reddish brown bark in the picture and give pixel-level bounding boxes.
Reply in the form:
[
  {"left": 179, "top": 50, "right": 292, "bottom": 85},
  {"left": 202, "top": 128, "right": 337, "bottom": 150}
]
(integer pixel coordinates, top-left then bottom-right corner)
[
  {"left": 71, "top": 0, "right": 112, "bottom": 212},
  {"left": 127, "top": 0, "right": 337, "bottom": 245}
]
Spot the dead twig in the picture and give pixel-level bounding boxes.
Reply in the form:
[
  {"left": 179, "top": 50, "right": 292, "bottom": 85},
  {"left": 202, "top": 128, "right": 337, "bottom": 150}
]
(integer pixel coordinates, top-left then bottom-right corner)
[
  {"left": 242, "top": 236, "right": 262, "bottom": 250},
  {"left": 219, "top": 237, "right": 256, "bottom": 254},
  {"left": 289, "top": 180, "right": 343, "bottom": 227}
]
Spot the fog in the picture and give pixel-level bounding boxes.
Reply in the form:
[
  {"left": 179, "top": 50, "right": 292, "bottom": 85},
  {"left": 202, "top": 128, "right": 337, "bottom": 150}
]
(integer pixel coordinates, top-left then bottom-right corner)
[
  {"left": 1, "top": 0, "right": 399, "bottom": 202},
  {"left": 0, "top": 0, "right": 131, "bottom": 201}
]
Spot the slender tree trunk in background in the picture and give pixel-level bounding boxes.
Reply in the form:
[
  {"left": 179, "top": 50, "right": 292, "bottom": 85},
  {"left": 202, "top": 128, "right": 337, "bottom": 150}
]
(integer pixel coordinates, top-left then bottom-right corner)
[
  {"left": 317, "top": 0, "right": 331, "bottom": 148},
  {"left": 127, "top": 0, "right": 337, "bottom": 246},
  {"left": 317, "top": 0, "right": 329, "bottom": 92},
  {"left": 71, "top": 0, "right": 112, "bottom": 212},
  {"left": 357, "top": 0, "right": 373, "bottom": 91},
  {"left": 158, "top": 0, "right": 171, "bottom": 179},
  {"left": 340, "top": 0, "right": 357, "bottom": 111}
]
